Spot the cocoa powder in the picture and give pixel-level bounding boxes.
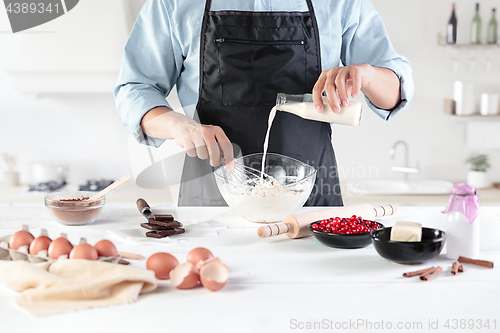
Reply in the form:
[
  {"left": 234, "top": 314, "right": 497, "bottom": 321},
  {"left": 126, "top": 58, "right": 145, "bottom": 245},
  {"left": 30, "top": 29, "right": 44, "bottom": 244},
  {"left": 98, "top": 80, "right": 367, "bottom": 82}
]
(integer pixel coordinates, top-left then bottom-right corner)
[{"left": 47, "top": 196, "right": 103, "bottom": 224}]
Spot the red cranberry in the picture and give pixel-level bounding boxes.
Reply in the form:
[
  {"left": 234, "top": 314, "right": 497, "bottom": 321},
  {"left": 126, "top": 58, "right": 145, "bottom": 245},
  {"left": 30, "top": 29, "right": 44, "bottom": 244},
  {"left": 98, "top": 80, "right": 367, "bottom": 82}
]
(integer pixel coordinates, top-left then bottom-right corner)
[{"left": 314, "top": 216, "right": 380, "bottom": 235}]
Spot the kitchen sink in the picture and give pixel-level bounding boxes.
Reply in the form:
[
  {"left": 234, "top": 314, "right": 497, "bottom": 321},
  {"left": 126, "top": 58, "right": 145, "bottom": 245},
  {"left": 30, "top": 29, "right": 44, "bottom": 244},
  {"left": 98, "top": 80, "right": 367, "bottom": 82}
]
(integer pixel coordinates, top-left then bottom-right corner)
[{"left": 347, "top": 180, "right": 454, "bottom": 195}]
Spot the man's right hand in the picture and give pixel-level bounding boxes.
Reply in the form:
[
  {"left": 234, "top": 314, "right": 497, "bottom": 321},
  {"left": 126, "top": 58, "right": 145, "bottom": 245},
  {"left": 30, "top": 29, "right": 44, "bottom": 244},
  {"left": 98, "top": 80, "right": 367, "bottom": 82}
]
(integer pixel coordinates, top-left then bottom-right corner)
[{"left": 141, "top": 106, "right": 235, "bottom": 171}]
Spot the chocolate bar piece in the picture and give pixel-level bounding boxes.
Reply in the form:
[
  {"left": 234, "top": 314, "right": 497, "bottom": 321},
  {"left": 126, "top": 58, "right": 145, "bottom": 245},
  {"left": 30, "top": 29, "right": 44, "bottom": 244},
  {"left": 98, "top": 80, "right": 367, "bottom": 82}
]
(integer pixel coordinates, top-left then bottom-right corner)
[
  {"left": 152, "top": 214, "right": 174, "bottom": 222},
  {"left": 148, "top": 219, "right": 182, "bottom": 228},
  {"left": 156, "top": 228, "right": 185, "bottom": 237},
  {"left": 146, "top": 231, "right": 168, "bottom": 239},
  {"left": 141, "top": 222, "right": 172, "bottom": 230},
  {"left": 146, "top": 228, "right": 185, "bottom": 239}
]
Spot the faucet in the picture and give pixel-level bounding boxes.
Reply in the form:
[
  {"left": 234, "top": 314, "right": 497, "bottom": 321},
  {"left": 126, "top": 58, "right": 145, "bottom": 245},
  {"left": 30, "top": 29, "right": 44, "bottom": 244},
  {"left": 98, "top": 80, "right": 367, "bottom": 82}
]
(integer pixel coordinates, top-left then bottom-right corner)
[{"left": 390, "top": 140, "right": 419, "bottom": 180}]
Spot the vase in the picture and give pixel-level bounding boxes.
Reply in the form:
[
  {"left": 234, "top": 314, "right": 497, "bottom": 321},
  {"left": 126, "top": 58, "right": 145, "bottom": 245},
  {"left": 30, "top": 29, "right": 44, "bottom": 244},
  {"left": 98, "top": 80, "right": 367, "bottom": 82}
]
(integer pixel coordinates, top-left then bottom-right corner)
[{"left": 466, "top": 171, "right": 492, "bottom": 189}]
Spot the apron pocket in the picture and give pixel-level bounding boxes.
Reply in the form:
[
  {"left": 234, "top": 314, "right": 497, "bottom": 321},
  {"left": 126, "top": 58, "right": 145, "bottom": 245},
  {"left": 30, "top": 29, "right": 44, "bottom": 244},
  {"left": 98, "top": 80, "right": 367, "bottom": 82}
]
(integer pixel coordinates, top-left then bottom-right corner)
[{"left": 215, "top": 27, "right": 307, "bottom": 106}]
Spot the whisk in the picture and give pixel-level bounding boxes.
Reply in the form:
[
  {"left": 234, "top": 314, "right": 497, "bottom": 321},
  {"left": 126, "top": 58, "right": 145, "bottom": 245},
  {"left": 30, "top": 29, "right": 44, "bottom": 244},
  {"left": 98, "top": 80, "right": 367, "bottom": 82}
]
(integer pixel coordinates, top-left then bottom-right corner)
[{"left": 220, "top": 157, "right": 279, "bottom": 187}]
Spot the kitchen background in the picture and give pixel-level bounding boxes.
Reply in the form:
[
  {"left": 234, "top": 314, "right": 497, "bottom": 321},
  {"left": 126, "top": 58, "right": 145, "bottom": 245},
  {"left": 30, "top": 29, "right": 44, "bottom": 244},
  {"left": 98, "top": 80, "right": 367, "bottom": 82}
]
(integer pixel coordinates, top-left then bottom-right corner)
[{"left": 0, "top": 0, "right": 499, "bottom": 198}]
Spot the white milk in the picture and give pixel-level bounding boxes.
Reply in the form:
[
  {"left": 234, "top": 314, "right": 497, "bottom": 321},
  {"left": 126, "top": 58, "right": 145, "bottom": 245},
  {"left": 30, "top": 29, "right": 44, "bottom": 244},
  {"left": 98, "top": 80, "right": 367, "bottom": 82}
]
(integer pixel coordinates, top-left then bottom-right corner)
[
  {"left": 276, "top": 93, "right": 362, "bottom": 126},
  {"left": 446, "top": 211, "right": 480, "bottom": 259},
  {"left": 260, "top": 106, "right": 278, "bottom": 182},
  {"left": 277, "top": 101, "right": 361, "bottom": 126}
]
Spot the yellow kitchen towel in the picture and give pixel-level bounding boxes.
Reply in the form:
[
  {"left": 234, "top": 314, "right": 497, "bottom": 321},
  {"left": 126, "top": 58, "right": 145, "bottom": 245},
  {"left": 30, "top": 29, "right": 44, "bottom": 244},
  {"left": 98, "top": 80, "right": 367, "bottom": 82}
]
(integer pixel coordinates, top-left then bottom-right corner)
[{"left": 0, "top": 259, "right": 157, "bottom": 317}]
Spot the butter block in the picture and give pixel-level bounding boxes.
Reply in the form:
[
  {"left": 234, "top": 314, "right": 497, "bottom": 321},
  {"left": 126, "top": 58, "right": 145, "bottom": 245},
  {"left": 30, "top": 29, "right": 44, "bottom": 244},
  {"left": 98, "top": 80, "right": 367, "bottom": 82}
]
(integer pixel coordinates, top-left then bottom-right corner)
[{"left": 390, "top": 221, "right": 422, "bottom": 242}]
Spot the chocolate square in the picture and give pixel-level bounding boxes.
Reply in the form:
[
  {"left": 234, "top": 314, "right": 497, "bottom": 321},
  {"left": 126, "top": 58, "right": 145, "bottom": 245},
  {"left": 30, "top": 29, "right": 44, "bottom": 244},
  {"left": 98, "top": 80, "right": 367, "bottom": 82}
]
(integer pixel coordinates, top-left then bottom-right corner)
[
  {"left": 146, "top": 231, "right": 168, "bottom": 238},
  {"left": 156, "top": 228, "right": 185, "bottom": 237},
  {"left": 140, "top": 223, "right": 170, "bottom": 230},
  {"left": 145, "top": 228, "right": 185, "bottom": 238},
  {"left": 152, "top": 214, "right": 174, "bottom": 222},
  {"left": 148, "top": 219, "right": 182, "bottom": 228}
]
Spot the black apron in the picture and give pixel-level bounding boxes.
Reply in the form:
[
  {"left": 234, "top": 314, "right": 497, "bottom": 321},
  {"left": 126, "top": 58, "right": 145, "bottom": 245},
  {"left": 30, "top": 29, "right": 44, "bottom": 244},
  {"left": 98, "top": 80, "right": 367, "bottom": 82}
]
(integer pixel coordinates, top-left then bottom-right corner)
[{"left": 178, "top": 0, "right": 343, "bottom": 207}]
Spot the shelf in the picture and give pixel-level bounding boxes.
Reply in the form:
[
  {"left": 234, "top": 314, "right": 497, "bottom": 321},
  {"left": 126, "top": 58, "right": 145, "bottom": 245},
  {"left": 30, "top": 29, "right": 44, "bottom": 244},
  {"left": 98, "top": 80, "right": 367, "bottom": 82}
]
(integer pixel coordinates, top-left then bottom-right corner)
[
  {"left": 439, "top": 42, "right": 500, "bottom": 48},
  {"left": 437, "top": 34, "right": 499, "bottom": 48},
  {"left": 447, "top": 114, "right": 500, "bottom": 122}
]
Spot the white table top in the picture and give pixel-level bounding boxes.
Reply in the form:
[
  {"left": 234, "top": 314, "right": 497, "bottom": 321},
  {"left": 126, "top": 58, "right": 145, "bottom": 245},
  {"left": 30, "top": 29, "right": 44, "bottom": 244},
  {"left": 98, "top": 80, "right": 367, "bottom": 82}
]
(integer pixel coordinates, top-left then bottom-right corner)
[{"left": 1, "top": 204, "right": 499, "bottom": 333}]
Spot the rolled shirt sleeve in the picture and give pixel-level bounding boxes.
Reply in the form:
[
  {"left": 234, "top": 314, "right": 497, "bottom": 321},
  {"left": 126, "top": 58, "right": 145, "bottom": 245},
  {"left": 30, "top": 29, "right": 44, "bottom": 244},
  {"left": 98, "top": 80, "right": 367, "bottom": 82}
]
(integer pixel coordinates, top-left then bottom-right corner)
[
  {"left": 114, "top": 0, "right": 183, "bottom": 147},
  {"left": 340, "top": 0, "right": 414, "bottom": 120}
]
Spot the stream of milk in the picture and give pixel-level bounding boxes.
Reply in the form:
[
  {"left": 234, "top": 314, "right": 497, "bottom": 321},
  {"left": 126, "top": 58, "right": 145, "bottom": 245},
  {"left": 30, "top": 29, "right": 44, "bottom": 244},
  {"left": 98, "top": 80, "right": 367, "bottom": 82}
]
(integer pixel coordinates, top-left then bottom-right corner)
[{"left": 260, "top": 106, "right": 278, "bottom": 183}]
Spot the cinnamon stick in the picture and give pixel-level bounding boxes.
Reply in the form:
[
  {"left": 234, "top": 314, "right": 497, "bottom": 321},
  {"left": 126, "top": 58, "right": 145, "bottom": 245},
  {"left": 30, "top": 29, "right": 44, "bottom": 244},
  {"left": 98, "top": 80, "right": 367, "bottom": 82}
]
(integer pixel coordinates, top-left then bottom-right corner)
[
  {"left": 458, "top": 264, "right": 464, "bottom": 272},
  {"left": 451, "top": 261, "right": 460, "bottom": 275},
  {"left": 420, "top": 266, "right": 442, "bottom": 281},
  {"left": 458, "top": 256, "right": 494, "bottom": 269},
  {"left": 403, "top": 266, "right": 435, "bottom": 278}
]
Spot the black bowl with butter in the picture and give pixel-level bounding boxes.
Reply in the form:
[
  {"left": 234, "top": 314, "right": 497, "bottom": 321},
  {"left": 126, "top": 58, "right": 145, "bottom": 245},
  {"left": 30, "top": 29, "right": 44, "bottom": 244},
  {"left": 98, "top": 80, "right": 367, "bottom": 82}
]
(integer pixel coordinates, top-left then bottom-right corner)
[{"left": 370, "top": 227, "right": 446, "bottom": 264}]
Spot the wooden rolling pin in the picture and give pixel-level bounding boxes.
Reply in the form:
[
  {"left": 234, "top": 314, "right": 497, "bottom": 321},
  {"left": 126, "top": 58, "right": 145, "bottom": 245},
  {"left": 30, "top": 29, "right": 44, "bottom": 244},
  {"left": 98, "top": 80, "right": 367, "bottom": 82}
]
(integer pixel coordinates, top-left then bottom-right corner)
[{"left": 257, "top": 203, "right": 396, "bottom": 239}]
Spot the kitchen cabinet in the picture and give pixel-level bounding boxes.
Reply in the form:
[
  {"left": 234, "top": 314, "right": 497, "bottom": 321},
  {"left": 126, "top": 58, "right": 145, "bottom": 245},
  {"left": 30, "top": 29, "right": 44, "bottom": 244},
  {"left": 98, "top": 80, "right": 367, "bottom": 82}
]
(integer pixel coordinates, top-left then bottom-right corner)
[{"left": 2, "top": 0, "right": 147, "bottom": 95}]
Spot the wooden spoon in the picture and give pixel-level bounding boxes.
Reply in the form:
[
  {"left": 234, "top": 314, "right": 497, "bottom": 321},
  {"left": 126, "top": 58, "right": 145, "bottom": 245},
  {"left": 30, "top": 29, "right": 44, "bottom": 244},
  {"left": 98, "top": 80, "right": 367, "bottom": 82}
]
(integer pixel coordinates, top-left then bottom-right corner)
[{"left": 88, "top": 173, "right": 133, "bottom": 201}]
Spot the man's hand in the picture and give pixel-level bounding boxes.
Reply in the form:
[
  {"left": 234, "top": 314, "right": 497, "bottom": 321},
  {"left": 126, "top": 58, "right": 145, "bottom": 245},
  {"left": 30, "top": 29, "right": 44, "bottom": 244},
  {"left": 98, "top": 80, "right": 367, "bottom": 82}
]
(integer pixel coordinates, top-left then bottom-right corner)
[
  {"left": 312, "top": 64, "right": 400, "bottom": 113},
  {"left": 172, "top": 121, "right": 234, "bottom": 170},
  {"left": 141, "top": 107, "right": 235, "bottom": 171}
]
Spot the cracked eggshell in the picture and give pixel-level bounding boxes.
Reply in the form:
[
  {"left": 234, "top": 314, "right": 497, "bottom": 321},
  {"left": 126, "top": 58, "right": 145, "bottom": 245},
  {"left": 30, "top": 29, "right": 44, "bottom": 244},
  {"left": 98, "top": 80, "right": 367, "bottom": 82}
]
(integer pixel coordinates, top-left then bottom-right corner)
[
  {"left": 187, "top": 247, "right": 214, "bottom": 270},
  {"left": 48, "top": 237, "right": 74, "bottom": 260},
  {"left": 199, "top": 257, "right": 224, "bottom": 269},
  {"left": 9, "top": 230, "right": 35, "bottom": 250},
  {"left": 29, "top": 235, "right": 52, "bottom": 255},
  {"left": 146, "top": 252, "right": 179, "bottom": 280},
  {"left": 93, "top": 239, "right": 118, "bottom": 257},
  {"left": 200, "top": 259, "right": 228, "bottom": 292},
  {"left": 170, "top": 262, "right": 200, "bottom": 289}
]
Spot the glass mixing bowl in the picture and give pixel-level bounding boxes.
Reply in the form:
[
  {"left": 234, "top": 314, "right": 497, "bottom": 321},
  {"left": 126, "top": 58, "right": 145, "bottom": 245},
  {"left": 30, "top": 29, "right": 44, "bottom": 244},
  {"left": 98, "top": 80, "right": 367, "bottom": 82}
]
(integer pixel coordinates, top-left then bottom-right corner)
[
  {"left": 44, "top": 191, "right": 105, "bottom": 226},
  {"left": 214, "top": 153, "right": 316, "bottom": 223}
]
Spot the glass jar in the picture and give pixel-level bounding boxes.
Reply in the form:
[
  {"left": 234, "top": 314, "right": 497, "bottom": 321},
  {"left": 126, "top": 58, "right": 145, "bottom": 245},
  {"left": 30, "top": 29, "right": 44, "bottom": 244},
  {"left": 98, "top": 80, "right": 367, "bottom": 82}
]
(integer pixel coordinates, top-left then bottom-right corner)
[{"left": 442, "top": 183, "right": 480, "bottom": 259}]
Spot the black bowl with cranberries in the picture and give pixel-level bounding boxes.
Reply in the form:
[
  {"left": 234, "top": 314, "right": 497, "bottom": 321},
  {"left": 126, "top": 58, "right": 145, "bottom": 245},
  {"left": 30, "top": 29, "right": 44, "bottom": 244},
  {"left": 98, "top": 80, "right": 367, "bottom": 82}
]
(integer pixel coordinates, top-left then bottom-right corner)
[{"left": 308, "top": 215, "right": 384, "bottom": 249}]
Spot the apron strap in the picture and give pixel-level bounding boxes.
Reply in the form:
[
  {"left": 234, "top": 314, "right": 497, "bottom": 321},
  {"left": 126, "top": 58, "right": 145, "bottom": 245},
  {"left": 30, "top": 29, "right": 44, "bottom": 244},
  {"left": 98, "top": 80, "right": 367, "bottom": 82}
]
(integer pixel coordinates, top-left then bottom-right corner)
[
  {"left": 199, "top": 0, "right": 213, "bottom": 96},
  {"left": 304, "top": 0, "right": 322, "bottom": 72}
]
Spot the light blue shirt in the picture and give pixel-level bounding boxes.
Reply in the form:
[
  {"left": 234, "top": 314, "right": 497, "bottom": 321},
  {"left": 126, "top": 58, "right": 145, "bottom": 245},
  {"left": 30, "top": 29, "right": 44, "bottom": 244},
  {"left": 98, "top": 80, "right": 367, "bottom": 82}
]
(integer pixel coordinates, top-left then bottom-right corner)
[{"left": 115, "top": 0, "right": 414, "bottom": 147}]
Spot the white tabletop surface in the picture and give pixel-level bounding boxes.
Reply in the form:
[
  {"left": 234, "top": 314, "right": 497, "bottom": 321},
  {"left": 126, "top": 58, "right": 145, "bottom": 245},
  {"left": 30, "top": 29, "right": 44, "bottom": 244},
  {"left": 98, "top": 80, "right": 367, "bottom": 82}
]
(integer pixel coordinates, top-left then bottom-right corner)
[{"left": 1, "top": 203, "right": 499, "bottom": 333}]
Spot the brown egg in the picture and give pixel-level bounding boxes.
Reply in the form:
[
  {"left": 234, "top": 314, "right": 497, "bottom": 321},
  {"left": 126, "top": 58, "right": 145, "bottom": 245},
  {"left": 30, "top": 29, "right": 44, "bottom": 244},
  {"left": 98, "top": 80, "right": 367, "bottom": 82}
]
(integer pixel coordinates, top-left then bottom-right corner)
[
  {"left": 187, "top": 247, "right": 214, "bottom": 270},
  {"left": 200, "top": 258, "right": 229, "bottom": 292},
  {"left": 93, "top": 239, "right": 118, "bottom": 257},
  {"left": 170, "top": 262, "right": 200, "bottom": 289},
  {"left": 146, "top": 252, "right": 179, "bottom": 280},
  {"left": 69, "top": 243, "right": 99, "bottom": 260},
  {"left": 9, "top": 230, "right": 35, "bottom": 250},
  {"left": 48, "top": 237, "right": 74, "bottom": 259},
  {"left": 29, "top": 235, "right": 52, "bottom": 255}
]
